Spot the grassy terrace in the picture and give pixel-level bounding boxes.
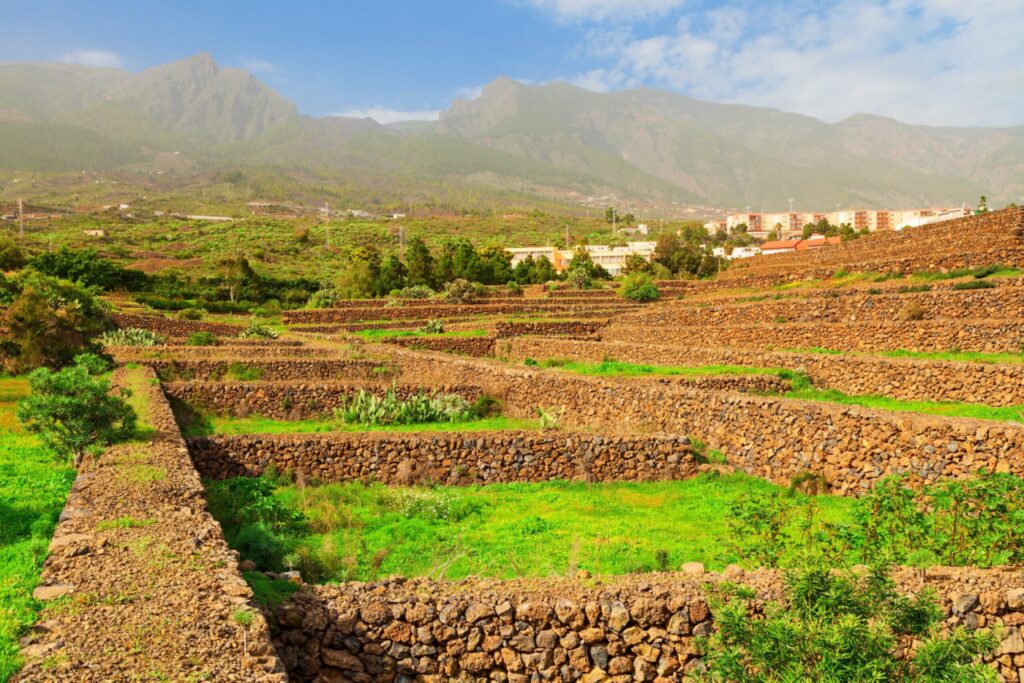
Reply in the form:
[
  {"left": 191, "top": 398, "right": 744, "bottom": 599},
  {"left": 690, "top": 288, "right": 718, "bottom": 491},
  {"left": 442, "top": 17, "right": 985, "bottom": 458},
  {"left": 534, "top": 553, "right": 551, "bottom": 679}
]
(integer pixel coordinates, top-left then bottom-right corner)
[
  {"left": 352, "top": 329, "right": 489, "bottom": 341},
  {"left": 207, "top": 473, "right": 855, "bottom": 584},
  {"left": 525, "top": 358, "right": 788, "bottom": 378},
  {"left": 181, "top": 413, "right": 538, "bottom": 438},
  {"left": 0, "top": 378, "right": 75, "bottom": 680},
  {"left": 785, "top": 347, "right": 1024, "bottom": 365}
]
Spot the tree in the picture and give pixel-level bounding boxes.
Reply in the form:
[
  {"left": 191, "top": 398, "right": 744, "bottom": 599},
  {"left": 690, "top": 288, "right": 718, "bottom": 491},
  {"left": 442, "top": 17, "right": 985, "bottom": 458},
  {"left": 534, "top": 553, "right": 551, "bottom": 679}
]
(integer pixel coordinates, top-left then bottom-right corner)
[
  {"left": 621, "top": 253, "right": 651, "bottom": 275},
  {"left": 512, "top": 255, "right": 536, "bottom": 284},
  {"left": 404, "top": 237, "right": 435, "bottom": 289},
  {"left": 977, "top": 195, "right": 989, "bottom": 214},
  {"left": 0, "top": 272, "right": 111, "bottom": 374},
  {"left": 0, "top": 237, "right": 26, "bottom": 271},
  {"left": 605, "top": 207, "right": 618, "bottom": 223},
  {"left": 31, "top": 247, "right": 148, "bottom": 291},
  {"left": 376, "top": 255, "right": 407, "bottom": 295},
  {"left": 479, "top": 245, "right": 513, "bottom": 284},
  {"left": 217, "top": 256, "right": 258, "bottom": 302},
  {"left": 567, "top": 247, "right": 611, "bottom": 280},
  {"left": 17, "top": 355, "right": 136, "bottom": 468}
]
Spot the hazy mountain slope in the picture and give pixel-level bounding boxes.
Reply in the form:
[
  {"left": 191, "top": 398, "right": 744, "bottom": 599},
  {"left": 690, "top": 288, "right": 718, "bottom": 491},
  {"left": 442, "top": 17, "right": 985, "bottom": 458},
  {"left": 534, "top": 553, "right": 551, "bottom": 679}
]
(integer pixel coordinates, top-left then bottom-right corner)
[{"left": 0, "top": 55, "right": 1021, "bottom": 209}]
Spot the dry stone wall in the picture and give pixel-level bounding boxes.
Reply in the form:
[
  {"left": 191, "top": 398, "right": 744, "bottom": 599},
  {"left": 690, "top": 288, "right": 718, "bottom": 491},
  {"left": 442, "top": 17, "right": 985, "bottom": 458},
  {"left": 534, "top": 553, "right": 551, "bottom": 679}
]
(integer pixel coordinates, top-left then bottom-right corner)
[
  {"left": 494, "top": 321, "right": 608, "bottom": 340},
  {"left": 383, "top": 336, "right": 497, "bottom": 357},
  {"left": 602, "top": 319, "right": 1024, "bottom": 353},
  {"left": 112, "top": 312, "right": 244, "bottom": 337},
  {"left": 272, "top": 566, "right": 1024, "bottom": 682},
  {"left": 388, "top": 350, "right": 1024, "bottom": 494},
  {"left": 13, "top": 366, "right": 286, "bottom": 682},
  {"left": 285, "top": 301, "right": 638, "bottom": 325},
  {"left": 497, "top": 337, "right": 1024, "bottom": 406},
  {"left": 165, "top": 380, "right": 483, "bottom": 420},
  {"left": 187, "top": 432, "right": 697, "bottom": 485},
  {"left": 149, "top": 358, "right": 398, "bottom": 382}
]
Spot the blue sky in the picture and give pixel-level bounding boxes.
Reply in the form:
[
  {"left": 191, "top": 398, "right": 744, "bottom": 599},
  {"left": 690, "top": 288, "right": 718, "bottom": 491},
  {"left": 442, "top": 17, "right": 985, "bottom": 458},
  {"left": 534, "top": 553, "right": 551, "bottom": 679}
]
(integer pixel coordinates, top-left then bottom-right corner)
[{"left": 2, "top": 0, "right": 1022, "bottom": 127}]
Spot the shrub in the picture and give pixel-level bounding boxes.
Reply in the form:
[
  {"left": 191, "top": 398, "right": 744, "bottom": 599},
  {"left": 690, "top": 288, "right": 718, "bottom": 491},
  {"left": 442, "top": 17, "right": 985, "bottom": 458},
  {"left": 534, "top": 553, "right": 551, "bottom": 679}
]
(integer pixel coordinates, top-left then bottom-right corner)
[
  {"left": 0, "top": 236, "right": 26, "bottom": 271},
  {"left": 470, "top": 395, "right": 500, "bottom": 418},
  {"left": 335, "top": 386, "right": 475, "bottom": 426},
  {"left": 226, "top": 363, "right": 262, "bottom": 381},
  {"left": 395, "top": 285, "right": 434, "bottom": 299},
  {"left": 186, "top": 331, "right": 218, "bottom": 346},
  {"left": 419, "top": 319, "right": 444, "bottom": 334},
  {"left": 698, "top": 563, "right": 998, "bottom": 683},
  {"left": 254, "top": 299, "right": 282, "bottom": 317},
  {"left": 238, "top": 323, "right": 279, "bottom": 339},
  {"left": 177, "top": 307, "right": 204, "bottom": 320},
  {"left": 897, "top": 302, "right": 926, "bottom": 321},
  {"left": 972, "top": 264, "right": 1002, "bottom": 279},
  {"left": 565, "top": 267, "right": 593, "bottom": 291},
  {"left": 16, "top": 356, "right": 137, "bottom": 467},
  {"left": 535, "top": 405, "right": 564, "bottom": 430},
  {"left": 443, "top": 278, "right": 480, "bottom": 304},
  {"left": 0, "top": 271, "right": 112, "bottom": 373},
  {"left": 29, "top": 247, "right": 148, "bottom": 291},
  {"left": 617, "top": 273, "right": 660, "bottom": 301},
  {"left": 952, "top": 280, "right": 995, "bottom": 290},
  {"left": 504, "top": 281, "right": 523, "bottom": 296},
  {"left": 99, "top": 327, "right": 165, "bottom": 347},
  {"left": 306, "top": 288, "right": 340, "bottom": 309}
]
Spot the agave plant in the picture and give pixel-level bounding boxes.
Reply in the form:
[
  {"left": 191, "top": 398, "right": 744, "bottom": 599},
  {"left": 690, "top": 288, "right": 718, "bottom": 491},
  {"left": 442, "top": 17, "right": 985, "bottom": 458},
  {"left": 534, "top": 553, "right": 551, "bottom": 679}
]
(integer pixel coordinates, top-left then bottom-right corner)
[
  {"left": 334, "top": 383, "right": 474, "bottom": 426},
  {"left": 99, "top": 327, "right": 166, "bottom": 347}
]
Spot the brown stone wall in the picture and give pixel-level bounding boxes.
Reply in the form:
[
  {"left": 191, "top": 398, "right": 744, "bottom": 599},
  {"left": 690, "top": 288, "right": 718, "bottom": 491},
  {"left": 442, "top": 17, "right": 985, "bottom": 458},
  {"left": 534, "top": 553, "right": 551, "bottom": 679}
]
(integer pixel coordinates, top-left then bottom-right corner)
[
  {"left": 383, "top": 336, "right": 497, "bottom": 357},
  {"left": 110, "top": 344, "right": 336, "bottom": 361},
  {"left": 496, "top": 337, "right": 1024, "bottom": 406},
  {"left": 112, "top": 312, "right": 244, "bottom": 337},
  {"left": 602, "top": 319, "right": 1024, "bottom": 353},
  {"left": 612, "top": 286, "right": 1024, "bottom": 328},
  {"left": 13, "top": 366, "right": 286, "bottom": 682},
  {"left": 387, "top": 350, "right": 1024, "bottom": 494},
  {"left": 150, "top": 358, "right": 398, "bottom": 382},
  {"left": 284, "top": 301, "right": 638, "bottom": 325},
  {"left": 187, "top": 432, "right": 698, "bottom": 485},
  {"left": 494, "top": 321, "right": 609, "bottom": 340},
  {"left": 272, "top": 567, "right": 1024, "bottom": 682},
  {"left": 165, "top": 380, "right": 483, "bottom": 419}
]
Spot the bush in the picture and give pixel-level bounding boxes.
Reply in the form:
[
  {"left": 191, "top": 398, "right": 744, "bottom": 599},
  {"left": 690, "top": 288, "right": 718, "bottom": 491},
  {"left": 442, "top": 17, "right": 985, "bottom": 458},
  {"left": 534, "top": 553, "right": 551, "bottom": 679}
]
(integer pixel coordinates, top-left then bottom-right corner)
[
  {"left": 177, "top": 307, "right": 204, "bottom": 320},
  {"left": 419, "top": 319, "right": 444, "bottom": 334},
  {"left": 16, "top": 356, "right": 137, "bottom": 467},
  {"left": 897, "top": 302, "right": 926, "bottom": 321},
  {"left": 0, "top": 236, "right": 26, "bottom": 271},
  {"left": 254, "top": 299, "right": 282, "bottom": 317},
  {"left": 504, "top": 281, "right": 523, "bottom": 296},
  {"left": 335, "top": 386, "right": 475, "bottom": 426},
  {"left": 698, "top": 563, "right": 998, "bottom": 682},
  {"left": 443, "top": 278, "right": 481, "bottom": 304},
  {"left": 99, "top": 327, "right": 165, "bottom": 347},
  {"left": 395, "top": 285, "right": 435, "bottom": 299},
  {"left": 566, "top": 267, "right": 593, "bottom": 291},
  {"left": 0, "top": 272, "right": 111, "bottom": 373},
  {"left": 617, "top": 272, "right": 660, "bottom": 301},
  {"left": 306, "top": 288, "right": 340, "bottom": 309},
  {"left": 238, "top": 323, "right": 279, "bottom": 339},
  {"left": 186, "top": 331, "right": 218, "bottom": 346},
  {"left": 952, "top": 280, "right": 995, "bottom": 290},
  {"left": 29, "top": 247, "right": 148, "bottom": 291}
]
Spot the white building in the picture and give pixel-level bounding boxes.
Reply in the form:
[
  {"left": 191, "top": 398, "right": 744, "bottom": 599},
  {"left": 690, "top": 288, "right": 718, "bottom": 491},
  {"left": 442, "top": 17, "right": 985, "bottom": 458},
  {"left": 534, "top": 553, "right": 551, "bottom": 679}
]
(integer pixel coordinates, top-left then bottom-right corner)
[
  {"left": 508, "top": 241, "right": 658, "bottom": 277},
  {"left": 712, "top": 246, "right": 761, "bottom": 260}
]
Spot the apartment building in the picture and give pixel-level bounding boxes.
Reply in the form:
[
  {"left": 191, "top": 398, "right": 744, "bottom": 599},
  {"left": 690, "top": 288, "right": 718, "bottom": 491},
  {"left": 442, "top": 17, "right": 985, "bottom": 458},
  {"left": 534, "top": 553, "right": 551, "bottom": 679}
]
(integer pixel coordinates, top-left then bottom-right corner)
[
  {"left": 722, "top": 206, "right": 969, "bottom": 237},
  {"left": 508, "top": 242, "right": 658, "bottom": 277}
]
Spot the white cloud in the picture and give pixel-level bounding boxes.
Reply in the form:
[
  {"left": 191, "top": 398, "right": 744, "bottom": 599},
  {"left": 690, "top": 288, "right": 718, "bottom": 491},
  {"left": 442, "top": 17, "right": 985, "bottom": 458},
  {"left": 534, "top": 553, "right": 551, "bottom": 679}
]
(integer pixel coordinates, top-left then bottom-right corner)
[
  {"left": 334, "top": 107, "right": 441, "bottom": 124},
  {"left": 558, "top": 1, "right": 1024, "bottom": 126},
  {"left": 526, "top": 0, "right": 686, "bottom": 22},
  {"left": 240, "top": 58, "right": 279, "bottom": 74},
  {"left": 58, "top": 49, "right": 122, "bottom": 68}
]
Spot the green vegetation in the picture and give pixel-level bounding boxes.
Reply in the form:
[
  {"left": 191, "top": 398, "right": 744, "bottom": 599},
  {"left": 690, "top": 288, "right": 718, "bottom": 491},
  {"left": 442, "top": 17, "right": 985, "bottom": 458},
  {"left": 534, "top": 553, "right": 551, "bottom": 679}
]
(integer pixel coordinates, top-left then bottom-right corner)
[
  {"left": 784, "top": 385, "right": 1024, "bottom": 423},
  {"left": 335, "top": 387, "right": 485, "bottom": 427},
  {"left": 911, "top": 263, "right": 1022, "bottom": 281},
  {"left": 238, "top": 322, "right": 278, "bottom": 340},
  {"left": 98, "top": 327, "right": 165, "bottom": 347},
  {"left": 180, "top": 413, "right": 535, "bottom": 438},
  {"left": 952, "top": 279, "right": 995, "bottom": 290},
  {"left": 699, "top": 564, "right": 998, "bottom": 683},
  {"left": 16, "top": 355, "right": 137, "bottom": 467},
  {"left": 352, "top": 328, "right": 487, "bottom": 341},
  {"left": 881, "top": 349, "right": 1024, "bottom": 364},
  {"left": 206, "top": 472, "right": 854, "bottom": 582},
  {"left": 525, "top": 358, "right": 786, "bottom": 378},
  {"left": 617, "top": 272, "right": 660, "bottom": 301},
  {"left": 0, "top": 377, "right": 75, "bottom": 680},
  {"left": 185, "top": 331, "right": 217, "bottom": 346}
]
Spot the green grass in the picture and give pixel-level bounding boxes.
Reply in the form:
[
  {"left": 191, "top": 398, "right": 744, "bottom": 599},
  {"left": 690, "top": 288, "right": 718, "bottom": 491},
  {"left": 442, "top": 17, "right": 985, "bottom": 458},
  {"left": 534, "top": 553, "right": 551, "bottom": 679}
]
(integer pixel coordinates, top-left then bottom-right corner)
[
  {"left": 181, "top": 413, "right": 538, "bottom": 438},
  {"left": 0, "top": 378, "right": 75, "bottom": 681},
  {"left": 880, "top": 349, "right": 1024, "bottom": 364},
  {"left": 353, "top": 329, "right": 488, "bottom": 340},
  {"left": 527, "top": 358, "right": 786, "bottom": 378},
  {"left": 785, "top": 387, "right": 1024, "bottom": 422},
  {"left": 208, "top": 473, "right": 854, "bottom": 582}
]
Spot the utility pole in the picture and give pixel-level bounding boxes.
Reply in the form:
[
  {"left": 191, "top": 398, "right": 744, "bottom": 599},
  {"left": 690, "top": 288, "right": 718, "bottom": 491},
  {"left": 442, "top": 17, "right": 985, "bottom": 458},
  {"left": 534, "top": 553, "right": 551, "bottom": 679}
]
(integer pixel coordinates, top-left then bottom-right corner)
[
  {"left": 788, "top": 198, "right": 795, "bottom": 213},
  {"left": 17, "top": 198, "right": 24, "bottom": 238},
  {"left": 399, "top": 225, "right": 406, "bottom": 260}
]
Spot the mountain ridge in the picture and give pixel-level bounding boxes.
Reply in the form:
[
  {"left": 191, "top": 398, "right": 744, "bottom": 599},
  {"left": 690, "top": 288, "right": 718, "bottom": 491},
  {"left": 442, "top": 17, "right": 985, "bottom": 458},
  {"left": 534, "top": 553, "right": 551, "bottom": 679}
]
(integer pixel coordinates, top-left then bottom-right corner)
[{"left": 0, "top": 53, "right": 1020, "bottom": 209}]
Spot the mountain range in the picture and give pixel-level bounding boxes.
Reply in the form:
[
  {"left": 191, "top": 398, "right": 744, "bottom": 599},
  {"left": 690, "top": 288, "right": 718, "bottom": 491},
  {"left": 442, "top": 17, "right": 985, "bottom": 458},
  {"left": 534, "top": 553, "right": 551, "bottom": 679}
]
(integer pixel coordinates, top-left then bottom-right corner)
[{"left": 2, "top": 52, "right": 1022, "bottom": 210}]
